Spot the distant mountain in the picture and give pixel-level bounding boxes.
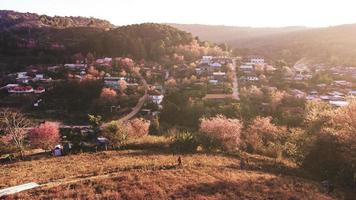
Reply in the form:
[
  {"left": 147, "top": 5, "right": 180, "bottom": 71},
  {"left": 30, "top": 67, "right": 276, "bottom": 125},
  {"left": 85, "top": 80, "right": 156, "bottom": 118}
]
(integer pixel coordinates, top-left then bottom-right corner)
[
  {"left": 229, "top": 24, "right": 356, "bottom": 65},
  {"left": 0, "top": 10, "right": 115, "bottom": 30},
  {"left": 168, "top": 23, "right": 308, "bottom": 43},
  {"left": 170, "top": 23, "right": 356, "bottom": 66}
]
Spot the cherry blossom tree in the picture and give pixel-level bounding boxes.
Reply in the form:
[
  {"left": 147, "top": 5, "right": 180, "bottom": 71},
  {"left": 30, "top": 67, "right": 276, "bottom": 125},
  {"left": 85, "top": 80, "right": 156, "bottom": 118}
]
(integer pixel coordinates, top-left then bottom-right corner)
[
  {"left": 100, "top": 87, "right": 117, "bottom": 102},
  {"left": 118, "top": 79, "right": 127, "bottom": 93},
  {"left": 199, "top": 115, "right": 242, "bottom": 151},
  {"left": 127, "top": 118, "right": 150, "bottom": 138},
  {"left": 29, "top": 122, "right": 60, "bottom": 150}
]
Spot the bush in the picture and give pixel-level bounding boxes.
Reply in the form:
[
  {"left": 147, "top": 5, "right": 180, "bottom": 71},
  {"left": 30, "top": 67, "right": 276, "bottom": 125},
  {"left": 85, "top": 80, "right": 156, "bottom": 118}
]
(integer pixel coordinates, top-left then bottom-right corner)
[
  {"left": 170, "top": 131, "right": 198, "bottom": 153},
  {"left": 101, "top": 121, "right": 128, "bottom": 148},
  {"left": 127, "top": 118, "right": 150, "bottom": 138},
  {"left": 199, "top": 115, "right": 242, "bottom": 151},
  {"left": 243, "top": 116, "right": 286, "bottom": 158}
]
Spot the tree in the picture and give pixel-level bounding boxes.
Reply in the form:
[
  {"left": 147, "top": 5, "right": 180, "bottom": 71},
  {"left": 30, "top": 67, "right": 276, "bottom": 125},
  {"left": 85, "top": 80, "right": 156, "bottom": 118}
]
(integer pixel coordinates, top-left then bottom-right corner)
[
  {"left": 199, "top": 115, "right": 242, "bottom": 151},
  {"left": 88, "top": 114, "right": 103, "bottom": 135},
  {"left": 118, "top": 79, "right": 127, "bottom": 93},
  {"left": 101, "top": 121, "right": 128, "bottom": 148},
  {"left": 100, "top": 87, "right": 117, "bottom": 102},
  {"left": 127, "top": 118, "right": 150, "bottom": 138},
  {"left": 243, "top": 116, "right": 285, "bottom": 157},
  {"left": 29, "top": 122, "right": 60, "bottom": 151},
  {"left": 0, "top": 109, "right": 32, "bottom": 157}
]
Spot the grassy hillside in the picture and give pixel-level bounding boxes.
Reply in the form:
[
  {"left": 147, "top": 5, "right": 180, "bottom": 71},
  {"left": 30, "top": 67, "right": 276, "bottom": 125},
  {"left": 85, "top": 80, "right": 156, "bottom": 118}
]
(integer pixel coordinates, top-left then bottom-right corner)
[{"left": 1, "top": 136, "right": 344, "bottom": 200}]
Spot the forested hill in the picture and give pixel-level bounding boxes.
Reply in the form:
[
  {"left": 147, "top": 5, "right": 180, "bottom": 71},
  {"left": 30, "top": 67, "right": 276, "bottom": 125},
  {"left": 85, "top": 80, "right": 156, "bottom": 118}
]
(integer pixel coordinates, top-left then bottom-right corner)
[
  {"left": 229, "top": 24, "right": 356, "bottom": 66},
  {"left": 0, "top": 11, "right": 199, "bottom": 71},
  {"left": 0, "top": 10, "right": 114, "bottom": 30}
]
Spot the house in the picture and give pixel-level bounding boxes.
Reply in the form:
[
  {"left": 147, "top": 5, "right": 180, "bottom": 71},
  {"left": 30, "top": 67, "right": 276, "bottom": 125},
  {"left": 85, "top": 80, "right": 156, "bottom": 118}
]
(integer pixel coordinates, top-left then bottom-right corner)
[
  {"left": 148, "top": 90, "right": 164, "bottom": 105},
  {"left": 210, "top": 62, "right": 222, "bottom": 70},
  {"left": 64, "top": 64, "right": 87, "bottom": 71},
  {"left": 212, "top": 72, "right": 226, "bottom": 81},
  {"left": 8, "top": 86, "right": 34, "bottom": 94},
  {"left": 34, "top": 87, "right": 45, "bottom": 94},
  {"left": 329, "top": 101, "right": 349, "bottom": 107},
  {"left": 48, "top": 66, "right": 61, "bottom": 72},
  {"left": 291, "top": 89, "right": 306, "bottom": 99},
  {"left": 202, "top": 56, "right": 213, "bottom": 64},
  {"left": 202, "top": 94, "right": 233, "bottom": 102},
  {"left": 104, "top": 77, "right": 126, "bottom": 89},
  {"left": 96, "top": 57, "right": 112, "bottom": 67},
  {"left": 208, "top": 80, "right": 219, "bottom": 85},
  {"left": 349, "top": 90, "right": 356, "bottom": 96},
  {"left": 240, "top": 64, "right": 254, "bottom": 73},
  {"left": 249, "top": 56, "right": 265, "bottom": 65},
  {"left": 333, "top": 80, "right": 352, "bottom": 87}
]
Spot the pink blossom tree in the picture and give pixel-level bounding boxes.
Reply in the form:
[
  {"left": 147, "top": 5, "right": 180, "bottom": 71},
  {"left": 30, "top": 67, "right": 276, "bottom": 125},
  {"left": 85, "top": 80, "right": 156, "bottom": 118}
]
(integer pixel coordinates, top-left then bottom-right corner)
[
  {"left": 127, "top": 118, "right": 150, "bottom": 138},
  {"left": 199, "top": 115, "right": 242, "bottom": 151},
  {"left": 118, "top": 79, "right": 127, "bottom": 93},
  {"left": 29, "top": 122, "right": 60, "bottom": 150},
  {"left": 100, "top": 87, "right": 117, "bottom": 102}
]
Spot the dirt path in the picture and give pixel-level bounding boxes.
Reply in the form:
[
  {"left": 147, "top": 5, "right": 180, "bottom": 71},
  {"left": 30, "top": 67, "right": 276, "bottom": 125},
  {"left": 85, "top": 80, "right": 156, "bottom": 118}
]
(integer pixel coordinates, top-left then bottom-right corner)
[
  {"left": 119, "top": 75, "right": 148, "bottom": 122},
  {"left": 231, "top": 59, "right": 240, "bottom": 100}
]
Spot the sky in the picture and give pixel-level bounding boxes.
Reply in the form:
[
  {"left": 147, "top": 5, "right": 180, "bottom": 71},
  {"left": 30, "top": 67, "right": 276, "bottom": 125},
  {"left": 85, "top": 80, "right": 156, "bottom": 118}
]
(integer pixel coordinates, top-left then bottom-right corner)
[{"left": 2, "top": 0, "right": 356, "bottom": 27}]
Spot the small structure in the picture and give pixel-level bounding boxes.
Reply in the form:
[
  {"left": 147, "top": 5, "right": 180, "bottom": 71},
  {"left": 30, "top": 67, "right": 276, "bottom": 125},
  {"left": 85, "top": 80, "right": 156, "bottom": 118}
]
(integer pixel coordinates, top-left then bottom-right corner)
[
  {"left": 148, "top": 89, "right": 164, "bottom": 105},
  {"left": 0, "top": 182, "right": 39, "bottom": 197}
]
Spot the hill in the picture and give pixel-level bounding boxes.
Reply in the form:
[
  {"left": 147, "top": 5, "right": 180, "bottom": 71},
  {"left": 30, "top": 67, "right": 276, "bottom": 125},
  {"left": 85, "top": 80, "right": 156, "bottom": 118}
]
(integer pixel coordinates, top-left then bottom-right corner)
[
  {"left": 170, "top": 23, "right": 356, "bottom": 66},
  {"left": 0, "top": 10, "right": 114, "bottom": 30},
  {"left": 1, "top": 142, "right": 340, "bottom": 199},
  {"left": 0, "top": 12, "right": 195, "bottom": 71},
  {"left": 168, "top": 23, "right": 308, "bottom": 43},
  {"left": 229, "top": 24, "right": 356, "bottom": 65}
]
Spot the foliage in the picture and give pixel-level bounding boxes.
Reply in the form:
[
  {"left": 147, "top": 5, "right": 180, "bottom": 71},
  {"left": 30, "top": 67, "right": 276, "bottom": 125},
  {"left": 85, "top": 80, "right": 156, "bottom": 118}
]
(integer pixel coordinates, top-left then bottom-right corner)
[
  {"left": 199, "top": 115, "right": 242, "bottom": 151},
  {"left": 88, "top": 114, "right": 103, "bottom": 134},
  {"left": 170, "top": 131, "right": 199, "bottom": 153},
  {"left": 29, "top": 122, "right": 60, "bottom": 150},
  {"left": 101, "top": 121, "right": 128, "bottom": 148},
  {"left": 0, "top": 109, "right": 32, "bottom": 157},
  {"left": 100, "top": 87, "right": 117, "bottom": 102},
  {"left": 243, "top": 116, "right": 286, "bottom": 158},
  {"left": 127, "top": 118, "right": 150, "bottom": 138}
]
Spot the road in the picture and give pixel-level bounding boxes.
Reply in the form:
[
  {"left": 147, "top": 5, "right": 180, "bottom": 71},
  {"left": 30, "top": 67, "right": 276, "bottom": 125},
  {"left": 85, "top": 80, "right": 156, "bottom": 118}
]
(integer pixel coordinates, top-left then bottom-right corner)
[
  {"left": 119, "top": 76, "right": 148, "bottom": 122},
  {"left": 231, "top": 59, "right": 240, "bottom": 100}
]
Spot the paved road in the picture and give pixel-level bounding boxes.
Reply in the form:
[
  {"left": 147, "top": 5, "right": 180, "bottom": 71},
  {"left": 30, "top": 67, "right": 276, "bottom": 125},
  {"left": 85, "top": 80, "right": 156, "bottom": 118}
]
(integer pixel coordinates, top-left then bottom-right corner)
[
  {"left": 119, "top": 76, "right": 148, "bottom": 122},
  {"left": 231, "top": 59, "right": 240, "bottom": 100}
]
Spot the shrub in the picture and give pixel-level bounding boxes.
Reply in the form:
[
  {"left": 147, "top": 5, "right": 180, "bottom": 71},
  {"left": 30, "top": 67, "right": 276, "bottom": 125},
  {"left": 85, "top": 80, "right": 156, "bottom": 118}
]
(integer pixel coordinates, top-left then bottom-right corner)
[
  {"left": 199, "top": 115, "right": 242, "bottom": 151},
  {"left": 243, "top": 116, "right": 286, "bottom": 158},
  {"left": 170, "top": 131, "right": 198, "bottom": 153},
  {"left": 101, "top": 121, "right": 128, "bottom": 148},
  {"left": 127, "top": 118, "right": 150, "bottom": 138},
  {"left": 149, "top": 117, "right": 160, "bottom": 135},
  {"left": 29, "top": 122, "right": 60, "bottom": 150}
]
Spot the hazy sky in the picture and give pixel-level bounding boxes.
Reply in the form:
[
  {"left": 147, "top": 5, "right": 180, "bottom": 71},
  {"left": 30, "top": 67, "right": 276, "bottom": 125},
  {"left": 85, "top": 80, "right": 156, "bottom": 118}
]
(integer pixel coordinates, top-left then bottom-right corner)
[{"left": 2, "top": 0, "right": 356, "bottom": 27}]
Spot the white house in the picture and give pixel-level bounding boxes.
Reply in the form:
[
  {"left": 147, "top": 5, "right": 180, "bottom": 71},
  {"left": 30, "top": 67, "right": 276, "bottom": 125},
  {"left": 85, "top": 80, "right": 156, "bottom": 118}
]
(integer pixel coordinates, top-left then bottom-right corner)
[
  {"left": 64, "top": 64, "right": 87, "bottom": 71},
  {"left": 148, "top": 90, "right": 164, "bottom": 105},
  {"left": 210, "top": 62, "right": 222, "bottom": 69},
  {"left": 240, "top": 64, "right": 254, "bottom": 72},
  {"left": 202, "top": 56, "right": 213, "bottom": 64},
  {"left": 250, "top": 57, "right": 265, "bottom": 64}
]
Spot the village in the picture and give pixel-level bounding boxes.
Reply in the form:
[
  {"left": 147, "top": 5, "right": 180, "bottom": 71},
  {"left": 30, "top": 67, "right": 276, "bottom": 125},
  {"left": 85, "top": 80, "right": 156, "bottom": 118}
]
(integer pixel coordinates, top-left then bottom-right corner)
[{"left": 1, "top": 54, "right": 355, "bottom": 123}]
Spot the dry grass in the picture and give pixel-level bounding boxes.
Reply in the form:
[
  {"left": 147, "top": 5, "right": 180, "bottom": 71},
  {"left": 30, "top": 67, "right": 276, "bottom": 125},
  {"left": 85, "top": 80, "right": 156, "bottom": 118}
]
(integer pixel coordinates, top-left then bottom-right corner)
[{"left": 0, "top": 136, "right": 345, "bottom": 199}]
